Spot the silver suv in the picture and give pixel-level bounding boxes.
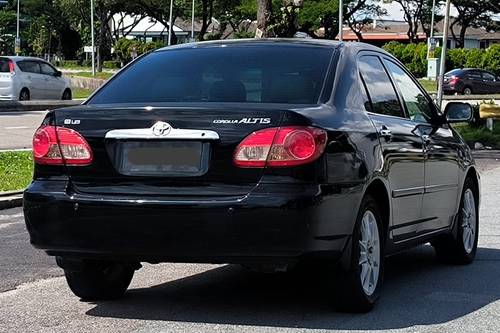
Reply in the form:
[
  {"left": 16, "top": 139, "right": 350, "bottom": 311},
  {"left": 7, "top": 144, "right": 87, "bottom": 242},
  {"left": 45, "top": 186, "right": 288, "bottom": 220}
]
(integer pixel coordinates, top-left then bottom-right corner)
[{"left": 0, "top": 56, "right": 72, "bottom": 101}]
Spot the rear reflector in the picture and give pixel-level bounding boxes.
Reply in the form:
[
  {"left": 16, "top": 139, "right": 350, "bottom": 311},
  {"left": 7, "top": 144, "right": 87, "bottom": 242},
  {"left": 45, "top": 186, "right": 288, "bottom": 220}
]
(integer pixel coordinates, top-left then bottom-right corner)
[
  {"left": 33, "top": 126, "right": 93, "bottom": 165},
  {"left": 234, "top": 126, "right": 327, "bottom": 168}
]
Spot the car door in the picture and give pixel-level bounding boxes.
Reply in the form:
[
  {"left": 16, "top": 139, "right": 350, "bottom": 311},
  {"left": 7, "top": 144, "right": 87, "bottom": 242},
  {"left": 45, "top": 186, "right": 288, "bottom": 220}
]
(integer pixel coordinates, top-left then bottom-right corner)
[
  {"left": 383, "top": 58, "right": 460, "bottom": 233},
  {"left": 481, "top": 71, "right": 498, "bottom": 94},
  {"left": 38, "top": 61, "right": 64, "bottom": 99},
  {"left": 467, "top": 70, "right": 485, "bottom": 94},
  {"left": 16, "top": 60, "right": 44, "bottom": 99},
  {"left": 358, "top": 54, "right": 425, "bottom": 242}
]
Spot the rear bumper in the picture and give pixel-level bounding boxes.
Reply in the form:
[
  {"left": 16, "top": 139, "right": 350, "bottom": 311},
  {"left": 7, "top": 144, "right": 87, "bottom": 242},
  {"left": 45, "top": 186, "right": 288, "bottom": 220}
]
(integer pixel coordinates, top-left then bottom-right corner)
[{"left": 24, "top": 180, "right": 358, "bottom": 265}]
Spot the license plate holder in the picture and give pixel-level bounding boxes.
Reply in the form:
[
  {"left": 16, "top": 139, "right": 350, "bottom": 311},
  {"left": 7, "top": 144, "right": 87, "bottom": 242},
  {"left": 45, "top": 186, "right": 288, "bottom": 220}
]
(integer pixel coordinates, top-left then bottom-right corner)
[{"left": 115, "top": 141, "right": 210, "bottom": 177}]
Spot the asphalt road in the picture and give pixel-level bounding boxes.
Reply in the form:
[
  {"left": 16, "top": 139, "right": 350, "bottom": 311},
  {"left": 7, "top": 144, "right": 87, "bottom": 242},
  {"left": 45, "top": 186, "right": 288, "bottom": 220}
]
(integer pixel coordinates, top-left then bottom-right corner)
[
  {"left": 0, "top": 111, "right": 47, "bottom": 150},
  {"left": 1, "top": 165, "right": 500, "bottom": 332}
]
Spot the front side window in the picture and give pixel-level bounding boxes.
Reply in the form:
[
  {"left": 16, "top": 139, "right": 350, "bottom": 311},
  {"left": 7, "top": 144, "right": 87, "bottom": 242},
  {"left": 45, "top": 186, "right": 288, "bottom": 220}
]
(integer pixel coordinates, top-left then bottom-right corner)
[
  {"left": 18, "top": 61, "right": 40, "bottom": 74},
  {"left": 482, "top": 72, "right": 496, "bottom": 82},
  {"left": 359, "top": 55, "right": 404, "bottom": 118},
  {"left": 39, "top": 62, "right": 56, "bottom": 76},
  {"left": 383, "top": 59, "right": 435, "bottom": 124},
  {"left": 89, "top": 45, "right": 333, "bottom": 105}
]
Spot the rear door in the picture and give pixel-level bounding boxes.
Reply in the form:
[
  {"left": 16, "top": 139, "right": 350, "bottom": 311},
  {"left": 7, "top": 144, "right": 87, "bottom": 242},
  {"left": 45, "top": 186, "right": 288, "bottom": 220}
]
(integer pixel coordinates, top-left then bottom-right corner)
[
  {"left": 359, "top": 54, "right": 425, "bottom": 241},
  {"left": 467, "top": 70, "right": 485, "bottom": 94},
  {"left": 16, "top": 60, "right": 44, "bottom": 99},
  {"left": 383, "top": 58, "right": 460, "bottom": 233},
  {"left": 481, "top": 71, "right": 499, "bottom": 94}
]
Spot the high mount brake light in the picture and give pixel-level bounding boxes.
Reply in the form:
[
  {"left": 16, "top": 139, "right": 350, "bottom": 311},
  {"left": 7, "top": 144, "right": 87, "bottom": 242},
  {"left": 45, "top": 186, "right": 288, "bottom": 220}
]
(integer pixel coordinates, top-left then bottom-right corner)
[
  {"left": 233, "top": 126, "right": 327, "bottom": 168},
  {"left": 33, "top": 126, "right": 93, "bottom": 165}
]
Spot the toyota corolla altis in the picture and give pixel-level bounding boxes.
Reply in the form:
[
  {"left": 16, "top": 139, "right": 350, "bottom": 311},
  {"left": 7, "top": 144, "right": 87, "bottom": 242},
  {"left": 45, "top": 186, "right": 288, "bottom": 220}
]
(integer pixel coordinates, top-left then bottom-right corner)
[{"left": 24, "top": 39, "right": 480, "bottom": 312}]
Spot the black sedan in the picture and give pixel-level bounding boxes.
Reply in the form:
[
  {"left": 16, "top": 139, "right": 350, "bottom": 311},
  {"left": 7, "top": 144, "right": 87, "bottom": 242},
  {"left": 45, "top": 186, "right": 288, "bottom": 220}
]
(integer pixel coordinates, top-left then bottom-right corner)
[
  {"left": 443, "top": 68, "right": 500, "bottom": 95},
  {"left": 24, "top": 39, "right": 480, "bottom": 312}
]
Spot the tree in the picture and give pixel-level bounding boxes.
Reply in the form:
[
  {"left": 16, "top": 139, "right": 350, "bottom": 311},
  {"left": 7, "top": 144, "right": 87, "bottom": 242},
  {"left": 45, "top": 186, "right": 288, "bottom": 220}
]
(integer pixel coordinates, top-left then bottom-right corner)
[
  {"left": 256, "top": 0, "right": 272, "bottom": 37},
  {"left": 0, "top": 9, "right": 16, "bottom": 55},
  {"left": 346, "top": 2, "right": 386, "bottom": 41},
  {"left": 386, "top": 0, "right": 428, "bottom": 43},
  {"left": 450, "top": 0, "right": 498, "bottom": 48}
]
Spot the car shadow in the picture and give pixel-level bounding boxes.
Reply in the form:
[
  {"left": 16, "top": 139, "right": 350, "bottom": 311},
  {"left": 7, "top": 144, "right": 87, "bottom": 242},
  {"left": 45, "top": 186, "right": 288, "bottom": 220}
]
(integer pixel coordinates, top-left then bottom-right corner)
[{"left": 86, "top": 245, "right": 500, "bottom": 330}]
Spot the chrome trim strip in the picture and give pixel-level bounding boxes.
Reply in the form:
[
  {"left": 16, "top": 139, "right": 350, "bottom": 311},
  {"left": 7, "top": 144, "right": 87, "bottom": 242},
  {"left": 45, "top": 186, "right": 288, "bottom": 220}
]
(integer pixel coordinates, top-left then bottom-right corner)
[
  {"left": 392, "top": 186, "right": 425, "bottom": 198},
  {"left": 424, "top": 184, "right": 458, "bottom": 193},
  {"left": 105, "top": 127, "right": 220, "bottom": 140}
]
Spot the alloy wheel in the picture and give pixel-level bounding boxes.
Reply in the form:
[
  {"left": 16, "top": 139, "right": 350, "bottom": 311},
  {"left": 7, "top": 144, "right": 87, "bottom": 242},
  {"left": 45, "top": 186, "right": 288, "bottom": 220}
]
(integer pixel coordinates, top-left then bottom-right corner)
[
  {"left": 359, "top": 210, "right": 380, "bottom": 296},
  {"left": 461, "top": 189, "right": 477, "bottom": 254}
]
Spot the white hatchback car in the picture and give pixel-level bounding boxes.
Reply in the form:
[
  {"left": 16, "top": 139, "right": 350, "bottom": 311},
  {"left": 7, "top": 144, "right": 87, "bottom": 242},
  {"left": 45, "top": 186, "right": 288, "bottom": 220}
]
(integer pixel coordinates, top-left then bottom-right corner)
[{"left": 0, "top": 56, "right": 72, "bottom": 101}]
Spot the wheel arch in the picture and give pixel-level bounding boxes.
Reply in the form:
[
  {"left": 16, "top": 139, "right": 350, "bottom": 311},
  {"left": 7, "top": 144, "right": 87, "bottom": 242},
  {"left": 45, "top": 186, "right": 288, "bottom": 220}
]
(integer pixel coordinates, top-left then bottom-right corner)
[{"left": 363, "top": 178, "right": 391, "bottom": 238}]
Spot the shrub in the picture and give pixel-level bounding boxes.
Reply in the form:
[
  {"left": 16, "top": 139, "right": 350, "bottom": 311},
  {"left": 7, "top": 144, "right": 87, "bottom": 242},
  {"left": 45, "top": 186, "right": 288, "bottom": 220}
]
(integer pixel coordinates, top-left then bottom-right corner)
[
  {"left": 482, "top": 44, "right": 500, "bottom": 75},
  {"left": 464, "top": 48, "right": 484, "bottom": 68},
  {"left": 447, "top": 48, "right": 468, "bottom": 69},
  {"left": 103, "top": 61, "right": 120, "bottom": 69}
]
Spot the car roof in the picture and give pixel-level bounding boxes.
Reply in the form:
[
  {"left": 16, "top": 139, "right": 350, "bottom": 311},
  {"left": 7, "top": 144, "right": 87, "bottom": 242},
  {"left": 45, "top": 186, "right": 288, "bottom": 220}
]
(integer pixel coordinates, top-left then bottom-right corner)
[
  {"left": 155, "top": 38, "right": 385, "bottom": 53},
  {"left": 0, "top": 56, "right": 48, "bottom": 62}
]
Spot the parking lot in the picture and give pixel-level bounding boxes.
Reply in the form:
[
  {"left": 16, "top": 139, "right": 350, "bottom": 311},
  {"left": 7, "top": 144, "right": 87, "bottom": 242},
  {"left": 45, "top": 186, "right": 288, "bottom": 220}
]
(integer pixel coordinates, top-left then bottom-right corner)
[{"left": 0, "top": 162, "right": 499, "bottom": 333}]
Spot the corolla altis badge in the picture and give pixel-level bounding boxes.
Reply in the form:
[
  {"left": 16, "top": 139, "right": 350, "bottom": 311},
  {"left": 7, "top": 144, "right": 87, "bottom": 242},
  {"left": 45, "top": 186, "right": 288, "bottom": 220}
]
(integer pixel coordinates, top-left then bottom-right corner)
[
  {"left": 212, "top": 118, "right": 271, "bottom": 124},
  {"left": 151, "top": 121, "right": 172, "bottom": 137}
]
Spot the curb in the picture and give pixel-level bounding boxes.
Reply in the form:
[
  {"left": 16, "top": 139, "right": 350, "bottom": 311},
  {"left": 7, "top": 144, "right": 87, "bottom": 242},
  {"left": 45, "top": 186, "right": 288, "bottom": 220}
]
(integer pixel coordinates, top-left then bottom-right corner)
[
  {"left": 0, "top": 100, "right": 81, "bottom": 112},
  {"left": 0, "top": 191, "right": 23, "bottom": 210}
]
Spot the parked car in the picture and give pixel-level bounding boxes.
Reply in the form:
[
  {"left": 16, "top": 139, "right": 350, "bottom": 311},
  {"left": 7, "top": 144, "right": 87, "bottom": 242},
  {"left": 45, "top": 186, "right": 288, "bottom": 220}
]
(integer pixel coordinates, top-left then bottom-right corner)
[
  {"left": 443, "top": 68, "right": 500, "bottom": 95},
  {"left": 24, "top": 40, "right": 480, "bottom": 312},
  {"left": 0, "top": 56, "right": 72, "bottom": 101}
]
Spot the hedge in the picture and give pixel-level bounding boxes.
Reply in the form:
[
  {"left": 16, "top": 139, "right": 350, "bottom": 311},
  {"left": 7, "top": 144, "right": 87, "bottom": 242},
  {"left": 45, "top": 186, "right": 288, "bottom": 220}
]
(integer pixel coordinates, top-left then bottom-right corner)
[{"left": 383, "top": 42, "right": 500, "bottom": 77}]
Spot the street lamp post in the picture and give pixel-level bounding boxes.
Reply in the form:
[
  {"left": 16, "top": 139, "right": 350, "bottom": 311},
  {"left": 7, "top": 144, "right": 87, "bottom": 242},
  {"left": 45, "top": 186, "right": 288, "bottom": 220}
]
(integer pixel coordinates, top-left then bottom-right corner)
[
  {"left": 168, "top": 0, "right": 174, "bottom": 45},
  {"left": 91, "top": 0, "right": 95, "bottom": 76},
  {"left": 16, "top": 0, "right": 20, "bottom": 55},
  {"left": 338, "top": 0, "right": 343, "bottom": 41},
  {"left": 437, "top": 0, "right": 452, "bottom": 108},
  {"left": 191, "top": 0, "right": 195, "bottom": 41}
]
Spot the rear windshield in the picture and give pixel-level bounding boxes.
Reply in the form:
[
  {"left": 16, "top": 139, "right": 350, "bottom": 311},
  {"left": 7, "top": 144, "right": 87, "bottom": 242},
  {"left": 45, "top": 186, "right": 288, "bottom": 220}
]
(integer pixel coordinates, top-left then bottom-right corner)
[
  {"left": 445, "top": 69, "right": 463, "bottom": 77},
  {"left": 88, "top": 45, "right": 334, "bottom": 105},
  {"left": 0, "top": 58, "right": 10, "bottom": 73}
]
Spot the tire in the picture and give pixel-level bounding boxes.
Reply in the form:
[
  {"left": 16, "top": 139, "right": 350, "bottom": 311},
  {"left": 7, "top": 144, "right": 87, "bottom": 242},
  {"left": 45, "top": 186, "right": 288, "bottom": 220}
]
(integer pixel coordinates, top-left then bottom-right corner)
[
  {"left": 463, "top": 87, "right": 472, "bottom": 95},
  {"left": 19, "top": 89, "right": 30, "bottom": 101},
  {"left": 335, "top": 195, "right": 384, "bottom": 312},
  {"left": 62, "top": 89, "right": 72, "bottom": 100},
  {"left": 432, "top": 178, "right": 478, "bottom": 264},
  {"left": 64, "top": 261, "right": 135, "bottom": 301}
]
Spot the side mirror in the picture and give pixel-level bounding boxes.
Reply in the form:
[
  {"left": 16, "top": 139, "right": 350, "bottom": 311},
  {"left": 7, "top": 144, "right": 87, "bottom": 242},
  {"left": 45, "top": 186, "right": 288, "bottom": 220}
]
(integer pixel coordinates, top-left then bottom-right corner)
[
  {"left": 54, "top": 70, "right": 62, "bottom": 77},
  {"left": 444, "top": 102, "right": 472, "bottom": 123}
]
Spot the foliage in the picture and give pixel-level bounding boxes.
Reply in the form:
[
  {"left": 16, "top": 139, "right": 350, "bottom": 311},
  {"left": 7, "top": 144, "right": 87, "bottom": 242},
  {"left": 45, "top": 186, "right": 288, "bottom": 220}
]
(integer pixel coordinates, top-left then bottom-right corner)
[
  {"left": 0, "top": 9, "right": 16, "bottom": 55},
  {"left": 0, "top": 151, "right": 33, "bottom": 192},
  {"left": 454, "top": 123, "right": 500, "bottom": 149},
  {"left": 383, "top": 42, "right": 500, "bottom": 77},
  {"left": 113, "top": 38, "right": 164, "bottom": 65}
]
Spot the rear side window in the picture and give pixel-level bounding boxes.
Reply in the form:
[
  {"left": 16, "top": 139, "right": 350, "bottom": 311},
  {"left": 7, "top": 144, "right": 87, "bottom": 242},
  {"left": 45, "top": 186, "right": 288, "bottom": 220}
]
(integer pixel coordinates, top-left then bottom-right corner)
[
  {"left": 467, "top": 71, "right": 482, "bottom": 80},
  {"left": 482, "top": 72, "right": 496, "bottom": 82},
  {"left": 18, "top": 61, "right": 40, "bottom": 74},
  {"left": 89, "top": 45, "right": 334, "bottom": 105},
  {"left": 359, "top": 55, "right": 404, "bottom": 118},
  {"left": 0, "top": 58, "right": 10, "bottom": 72}
]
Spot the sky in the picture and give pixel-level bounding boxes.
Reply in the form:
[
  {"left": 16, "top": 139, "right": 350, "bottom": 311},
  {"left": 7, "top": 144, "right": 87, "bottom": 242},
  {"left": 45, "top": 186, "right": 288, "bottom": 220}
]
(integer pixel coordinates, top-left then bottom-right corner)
[{"left": 378, "top": 1, "right": 460, "bottom": 22}]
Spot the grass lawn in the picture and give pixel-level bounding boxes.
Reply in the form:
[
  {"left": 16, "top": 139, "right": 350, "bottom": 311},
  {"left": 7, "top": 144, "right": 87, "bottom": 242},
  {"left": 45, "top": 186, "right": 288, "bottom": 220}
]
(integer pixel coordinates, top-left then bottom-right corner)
[
  {"left": 0, "top": 151, "right": 33, "bottom": 192},
  {"left": 70, "top": 71, "right": 114, "bottom": 80},
  {"left": 73, "top": 87, "right": 94, "bottom": 99},
  {"left": 454, "top": 123, "right": 500, "bottom": 149},
  {"left": 418, "top": 79, "right": 438, "bottom": 93}
]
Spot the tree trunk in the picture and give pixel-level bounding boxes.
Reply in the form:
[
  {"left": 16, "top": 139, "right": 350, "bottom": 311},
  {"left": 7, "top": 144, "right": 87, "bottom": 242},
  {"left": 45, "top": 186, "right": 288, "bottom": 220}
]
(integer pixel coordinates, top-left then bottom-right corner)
[{"left": 256, "top": 0, "right": 272, "bottom": 38}]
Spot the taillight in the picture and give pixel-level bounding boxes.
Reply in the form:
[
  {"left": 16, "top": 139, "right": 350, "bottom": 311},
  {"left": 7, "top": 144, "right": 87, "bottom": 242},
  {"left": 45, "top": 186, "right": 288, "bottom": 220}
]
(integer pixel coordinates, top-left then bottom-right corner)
[
  {"left": 8, "top": 60, "right": 15, "bottom": 75},
  {"left": 33, "top": 126, "right": 93, "bottom": 165},
  {"left": 449, "top": 76, "right": 459, "bottom": 85},
  {"left": 234, "top": 126, "right": 327, "bottom": 168}
]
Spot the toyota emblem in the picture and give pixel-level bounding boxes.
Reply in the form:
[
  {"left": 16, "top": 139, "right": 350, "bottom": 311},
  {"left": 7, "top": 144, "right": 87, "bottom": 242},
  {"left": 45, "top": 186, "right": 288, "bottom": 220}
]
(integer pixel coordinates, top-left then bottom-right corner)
[{"left": 151, "top": 121, "right": 172, "bottom": 137}]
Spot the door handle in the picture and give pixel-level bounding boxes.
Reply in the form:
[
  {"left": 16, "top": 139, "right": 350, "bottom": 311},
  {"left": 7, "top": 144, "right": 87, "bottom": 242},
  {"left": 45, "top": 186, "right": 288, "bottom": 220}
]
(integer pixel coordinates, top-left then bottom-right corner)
[{"left": 379, "top": 128, "right": 392, "bottom": 139}]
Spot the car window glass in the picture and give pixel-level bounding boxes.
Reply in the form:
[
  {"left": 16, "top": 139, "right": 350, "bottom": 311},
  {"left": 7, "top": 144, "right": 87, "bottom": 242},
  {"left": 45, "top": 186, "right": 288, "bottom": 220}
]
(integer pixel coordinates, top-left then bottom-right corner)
[
  {"left": 17, "top": 61, "right": 40, "bottom": 74},
  {"left": 359, "top": 55, "right": 404, "bottom": 118},
  {"left": 39, "top": 62, "right": 56, "bottom": 76},
  {"left": 384, "top": 59, "right": 434, "bottom": 124},
  {"left": 89, "top": 46, "right": 333, "bottom": 105},
  {"left": 467, "top": 71, "right": 482, "bottom": 80},
  {"left": 482, "top": 72, "right": 495, "bottom": 82},
  {"left": 0, "top": 58, "right": 10, "bottom": 72}
]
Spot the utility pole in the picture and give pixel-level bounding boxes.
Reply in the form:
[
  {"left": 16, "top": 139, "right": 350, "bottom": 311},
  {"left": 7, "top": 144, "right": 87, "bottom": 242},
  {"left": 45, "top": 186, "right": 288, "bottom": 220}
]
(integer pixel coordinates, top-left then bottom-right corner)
[
  {"left": 168, "top": 0, "right": 174, "bottom": 45},
  {"left": 427, "top": 0, "right": 436, "bottom": 59},
  {"left": 91, "top": 0, "right": 95, "bottom": 76},
  {"left": 437, "top": 0, "right": 451, "bottom": 108},
  {"left": 16, "top": 0, "right": 20, "bottom": 55},
  {"left": 191, "top": 0, "right": 195, "bottom": 41},
  {"left": 338, "top": 0, "right": 343, "bottom": 41}
]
